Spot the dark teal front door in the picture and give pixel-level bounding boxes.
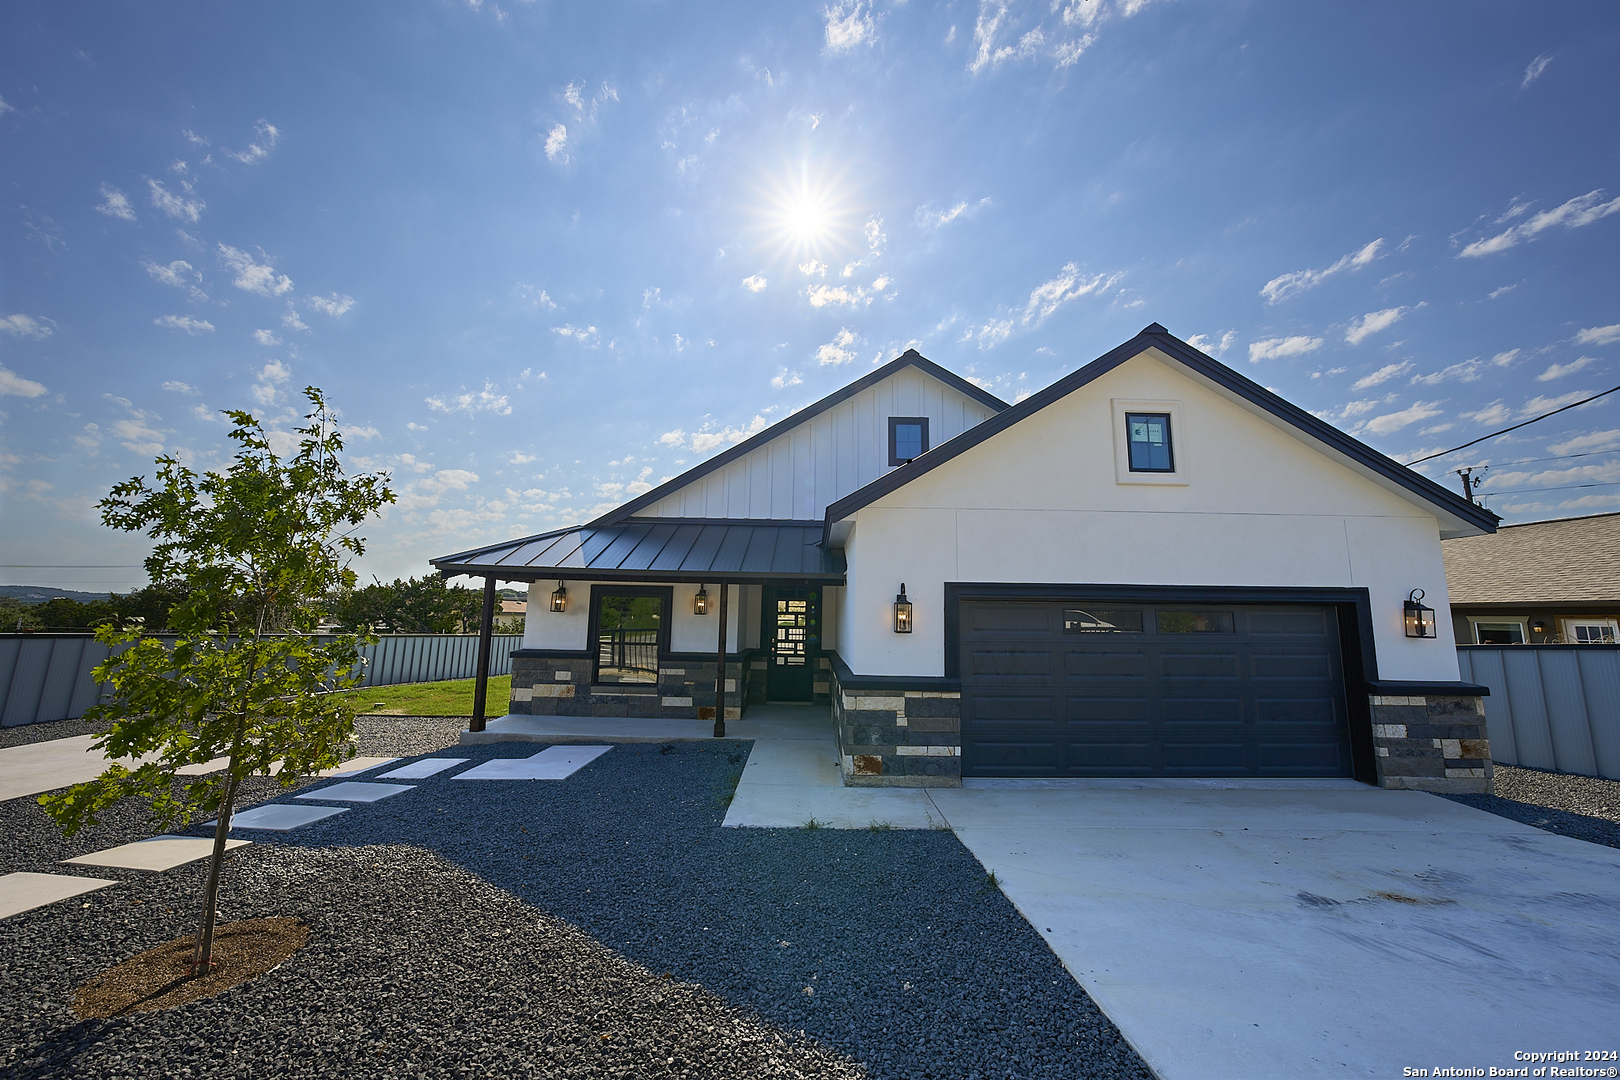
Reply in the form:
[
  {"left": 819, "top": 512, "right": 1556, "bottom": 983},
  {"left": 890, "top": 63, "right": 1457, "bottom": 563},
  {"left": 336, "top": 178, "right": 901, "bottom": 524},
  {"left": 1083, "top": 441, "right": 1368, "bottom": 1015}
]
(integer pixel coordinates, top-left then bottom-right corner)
[{"left": 765, "top": 586, "right": 819, "bottom": 701}]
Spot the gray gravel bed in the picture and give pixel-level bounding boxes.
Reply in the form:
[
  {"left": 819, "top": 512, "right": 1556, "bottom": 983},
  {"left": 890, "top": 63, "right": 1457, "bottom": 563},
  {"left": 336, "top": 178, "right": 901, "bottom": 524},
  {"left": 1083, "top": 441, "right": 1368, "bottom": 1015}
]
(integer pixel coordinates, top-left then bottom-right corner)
[
  {"left": 4, "top": 740, "right": 1149, "bottom": 1079},
  {"left": 1440, "top": 762, "right": 1620, "bottom": 850}
]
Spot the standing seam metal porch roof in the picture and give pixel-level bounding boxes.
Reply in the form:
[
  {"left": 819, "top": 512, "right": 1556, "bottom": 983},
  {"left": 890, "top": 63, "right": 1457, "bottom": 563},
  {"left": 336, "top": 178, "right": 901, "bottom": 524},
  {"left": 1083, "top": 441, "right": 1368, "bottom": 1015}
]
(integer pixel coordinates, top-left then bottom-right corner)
[{"left": 431, "top": 519, "right": 844, "bottom": 582}]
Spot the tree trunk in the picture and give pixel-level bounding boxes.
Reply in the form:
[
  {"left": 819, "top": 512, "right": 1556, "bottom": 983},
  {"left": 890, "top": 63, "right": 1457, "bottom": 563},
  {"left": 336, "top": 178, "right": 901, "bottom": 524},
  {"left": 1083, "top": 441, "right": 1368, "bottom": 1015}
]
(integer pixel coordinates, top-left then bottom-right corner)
[{"left": 192, "top": 736, "right": 244, "bottom": 976}]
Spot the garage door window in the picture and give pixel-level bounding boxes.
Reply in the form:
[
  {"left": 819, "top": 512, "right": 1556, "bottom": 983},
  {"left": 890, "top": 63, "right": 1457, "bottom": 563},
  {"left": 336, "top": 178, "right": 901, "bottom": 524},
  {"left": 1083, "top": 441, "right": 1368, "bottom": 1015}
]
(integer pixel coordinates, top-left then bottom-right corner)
[
  {"left": 1064, "top": 608, "right": 1144, "bottom": 633},
  {"left": 1157, "top": 610, "right": 1235, "bottom": 634}
]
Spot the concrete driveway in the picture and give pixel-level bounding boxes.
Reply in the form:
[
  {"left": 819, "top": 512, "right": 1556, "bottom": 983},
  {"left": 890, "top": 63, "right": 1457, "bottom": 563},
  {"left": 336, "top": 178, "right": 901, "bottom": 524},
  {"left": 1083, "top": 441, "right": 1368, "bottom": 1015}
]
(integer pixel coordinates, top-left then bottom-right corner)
[{"left": 927, "top": 783, "right": 1620, "bottom": 1080}]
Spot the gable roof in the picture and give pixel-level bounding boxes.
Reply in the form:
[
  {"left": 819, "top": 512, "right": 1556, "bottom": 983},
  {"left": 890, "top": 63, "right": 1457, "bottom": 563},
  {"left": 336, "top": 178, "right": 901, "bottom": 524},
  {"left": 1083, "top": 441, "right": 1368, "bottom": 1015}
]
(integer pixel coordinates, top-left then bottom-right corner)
[
  {"left": 823, "top": 323, "right": 1500, "bottom": 541},
  {"left": 587, "top": 349, "right": 1008, "bottom": 528},
  {"left": 1443, "top": 512, "right": 1620, "bottom": 605}
]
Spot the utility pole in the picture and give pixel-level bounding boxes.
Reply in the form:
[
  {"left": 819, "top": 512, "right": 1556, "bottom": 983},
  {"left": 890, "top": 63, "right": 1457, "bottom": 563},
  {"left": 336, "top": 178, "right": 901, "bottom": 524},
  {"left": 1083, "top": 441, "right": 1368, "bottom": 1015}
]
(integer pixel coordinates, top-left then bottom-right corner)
[{"left": 1456, "top": 466, "right": 1486, "bottom": 505}]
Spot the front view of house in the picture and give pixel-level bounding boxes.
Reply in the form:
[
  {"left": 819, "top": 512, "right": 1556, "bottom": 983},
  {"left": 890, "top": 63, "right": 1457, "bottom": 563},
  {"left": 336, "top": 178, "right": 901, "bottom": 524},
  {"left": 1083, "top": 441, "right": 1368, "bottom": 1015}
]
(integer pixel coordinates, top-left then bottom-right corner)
[{"left": 434, "top": 324, "right": 1498, "bottom": 793}]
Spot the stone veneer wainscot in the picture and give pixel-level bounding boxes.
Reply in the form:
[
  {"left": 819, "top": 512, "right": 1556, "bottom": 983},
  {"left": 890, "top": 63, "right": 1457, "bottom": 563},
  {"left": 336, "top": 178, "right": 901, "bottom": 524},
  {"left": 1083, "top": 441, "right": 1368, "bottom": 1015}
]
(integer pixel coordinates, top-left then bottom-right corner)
[
  {"left": 828, "top": 653, "right": 963, "bottom": 788},
  {"left": 507, "top": 650, "right": 759, "bottom": 722},
  {"left": 1367, "top": 693, "right": 1492, "bottom": 793}
]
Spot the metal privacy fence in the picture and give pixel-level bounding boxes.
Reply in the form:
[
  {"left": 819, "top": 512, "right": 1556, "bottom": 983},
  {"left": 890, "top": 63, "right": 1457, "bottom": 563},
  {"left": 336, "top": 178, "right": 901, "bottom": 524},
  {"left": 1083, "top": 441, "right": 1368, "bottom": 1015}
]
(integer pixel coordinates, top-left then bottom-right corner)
[
  {"left": 1457, "top": 645, "right": 1620, "bottom": 781},
  {"left": 0, "top": 633, "right": 524, "bottom": 728}
]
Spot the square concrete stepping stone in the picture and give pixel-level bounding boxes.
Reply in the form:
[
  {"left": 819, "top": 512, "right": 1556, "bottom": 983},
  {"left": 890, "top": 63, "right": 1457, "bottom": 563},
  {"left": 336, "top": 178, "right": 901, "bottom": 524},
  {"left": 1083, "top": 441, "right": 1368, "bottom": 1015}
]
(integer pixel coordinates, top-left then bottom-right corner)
[
  {"left": 453, "top": 745, "right": 612, "bottom": 781},
  {"left": 62, "top": 835, "right": 251, "bottom": 872},
  {"left": 0, "top": 872, "right": 118, "bottom": 920},
  {"left": 294, "top": 781, "right": 414, "bottom": 803},
  {"left": 175, "top": 756, "right": 232, "bottom": 776},
  {"left": 377, "top": 758, "right": 468, "bottom": 780},
  {"left": 215, "top": 803, "right": 349, "bottom": 831},
  {"left": 319, "top": 756, "right": 399, "bottom": 777}
]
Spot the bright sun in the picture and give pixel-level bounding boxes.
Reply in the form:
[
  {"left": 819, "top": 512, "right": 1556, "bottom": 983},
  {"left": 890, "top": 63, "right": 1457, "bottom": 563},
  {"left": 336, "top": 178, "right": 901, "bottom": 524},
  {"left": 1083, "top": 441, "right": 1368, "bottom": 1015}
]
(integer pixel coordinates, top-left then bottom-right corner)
[{"left": 755, "top": 160, "right": 860, "bottom": 263}]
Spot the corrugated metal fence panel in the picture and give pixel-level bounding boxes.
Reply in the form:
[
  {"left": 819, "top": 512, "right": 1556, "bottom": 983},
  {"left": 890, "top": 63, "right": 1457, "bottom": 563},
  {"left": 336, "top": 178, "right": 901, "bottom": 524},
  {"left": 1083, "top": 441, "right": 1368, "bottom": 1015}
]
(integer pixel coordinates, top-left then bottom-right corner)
[
  {"left": 1458, "top": 646, "right": 1620, "bottom": 781},
  {"left": 2, "top": 633, "right": 526, "bottom": 725}
]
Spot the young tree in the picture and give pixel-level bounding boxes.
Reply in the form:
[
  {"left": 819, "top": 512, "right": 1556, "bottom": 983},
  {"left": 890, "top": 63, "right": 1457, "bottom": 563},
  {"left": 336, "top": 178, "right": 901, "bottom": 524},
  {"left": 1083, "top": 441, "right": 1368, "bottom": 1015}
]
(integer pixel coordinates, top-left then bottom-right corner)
[{"left": 39, "top": 389, "right": 394, "bottom": 975}]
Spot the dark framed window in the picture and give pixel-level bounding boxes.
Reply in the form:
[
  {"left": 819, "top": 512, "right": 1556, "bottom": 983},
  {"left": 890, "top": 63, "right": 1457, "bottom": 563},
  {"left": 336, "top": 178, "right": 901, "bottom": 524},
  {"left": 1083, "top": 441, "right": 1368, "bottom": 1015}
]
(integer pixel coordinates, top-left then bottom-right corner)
[
  {"left": 888, "top": 416, "right": 930, "bottom": 465},
  {"left": 588, "top": 585, "right": 671, "bottom": 685},
  {"left": 1126, "top": 412, "right": 1174, "bottom": 472}
]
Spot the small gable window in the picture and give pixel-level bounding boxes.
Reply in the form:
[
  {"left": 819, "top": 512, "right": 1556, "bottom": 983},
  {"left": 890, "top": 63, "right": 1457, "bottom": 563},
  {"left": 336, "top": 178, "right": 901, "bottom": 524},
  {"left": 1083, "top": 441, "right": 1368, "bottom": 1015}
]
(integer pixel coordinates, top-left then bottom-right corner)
[
  {"left": 889, "top": 416, "right": 929, "bottom": 465},
  {"left": 1125, "top": 412, "right": 1174, "bottom": 473}
]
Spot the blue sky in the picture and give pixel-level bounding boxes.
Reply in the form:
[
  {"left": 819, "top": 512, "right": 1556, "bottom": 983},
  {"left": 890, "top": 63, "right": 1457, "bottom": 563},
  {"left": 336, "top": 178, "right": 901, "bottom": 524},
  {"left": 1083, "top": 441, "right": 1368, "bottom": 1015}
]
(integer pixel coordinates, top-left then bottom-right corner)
[{"left": 2, "top": 0, "right": 1618, "bottom": 593}]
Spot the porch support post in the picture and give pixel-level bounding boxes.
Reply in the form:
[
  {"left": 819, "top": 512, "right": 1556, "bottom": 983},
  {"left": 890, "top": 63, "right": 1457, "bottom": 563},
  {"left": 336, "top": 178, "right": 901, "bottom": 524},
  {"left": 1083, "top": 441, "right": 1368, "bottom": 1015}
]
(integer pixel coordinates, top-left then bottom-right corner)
[
  {"left": 714, "top": 580, "right": 729, "bottom": 737},
  {"left": 471, "top": 575, "right": 496, "bottom": 734}
]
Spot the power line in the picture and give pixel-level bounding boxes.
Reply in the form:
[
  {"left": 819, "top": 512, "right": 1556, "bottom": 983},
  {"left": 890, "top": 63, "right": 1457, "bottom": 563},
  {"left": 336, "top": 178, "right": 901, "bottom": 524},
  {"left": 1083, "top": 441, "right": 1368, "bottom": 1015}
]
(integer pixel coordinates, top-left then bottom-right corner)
[
  {"left": 1409, "top": 384, "right": 1620, "bottom": 465},
  {"left": 1481, "top": 480, "right": 1620, "bottom": 497},
  {"left": 1458, "top": 447, "right": 1620, "bottom": 470}
]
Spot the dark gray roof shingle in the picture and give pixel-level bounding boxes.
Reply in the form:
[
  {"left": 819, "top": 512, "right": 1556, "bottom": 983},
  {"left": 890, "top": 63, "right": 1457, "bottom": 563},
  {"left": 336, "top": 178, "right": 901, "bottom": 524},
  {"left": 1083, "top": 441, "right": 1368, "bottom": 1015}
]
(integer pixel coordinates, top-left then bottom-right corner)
[{"left": 1442, "top": 512, "right": 1620, "bottom": 604}]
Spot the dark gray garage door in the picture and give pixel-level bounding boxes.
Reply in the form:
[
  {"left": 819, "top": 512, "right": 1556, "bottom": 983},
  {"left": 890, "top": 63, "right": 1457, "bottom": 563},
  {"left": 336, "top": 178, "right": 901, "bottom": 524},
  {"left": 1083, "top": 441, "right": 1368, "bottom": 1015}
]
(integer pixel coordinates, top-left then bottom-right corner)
[{"left": 959, "top": 600, "right": 1354, "bottom": 778}]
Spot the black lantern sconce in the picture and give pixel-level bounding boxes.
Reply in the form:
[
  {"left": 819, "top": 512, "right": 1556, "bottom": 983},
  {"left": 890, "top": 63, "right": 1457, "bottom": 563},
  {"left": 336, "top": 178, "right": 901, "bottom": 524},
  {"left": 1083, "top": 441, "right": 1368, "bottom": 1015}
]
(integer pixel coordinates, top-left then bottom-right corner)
[
  {"left": 1403, "top": 589, "right": 1436, "bottom": 639},
  {"left": 694, "top": 584, "right": 709, "bottom": 616},
  {"left": 549, "top": 581, "right": 568, "bottom": 613},
  {"left": 1531, "top": 620, "right": 1549, "bottom": 636},
  {"left": 893, "top": 583, "right": 913, "bottom": 634}
]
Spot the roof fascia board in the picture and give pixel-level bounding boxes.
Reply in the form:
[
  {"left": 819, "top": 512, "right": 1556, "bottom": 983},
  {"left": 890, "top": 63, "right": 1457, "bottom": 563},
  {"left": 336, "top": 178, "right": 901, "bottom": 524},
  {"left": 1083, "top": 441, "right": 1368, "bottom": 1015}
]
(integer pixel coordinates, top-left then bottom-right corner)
[
  {"left": 588, "top": 351, "right": 1009, "bottom": 528},
  {"left": 823, "top": 325, "right": 1498, "bottom": 541}
]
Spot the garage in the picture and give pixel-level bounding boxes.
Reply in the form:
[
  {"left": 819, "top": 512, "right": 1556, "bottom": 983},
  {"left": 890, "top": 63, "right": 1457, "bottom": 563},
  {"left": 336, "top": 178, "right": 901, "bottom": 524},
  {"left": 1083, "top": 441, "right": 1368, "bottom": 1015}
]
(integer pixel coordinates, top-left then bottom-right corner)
[{"left": 958, "top": 599, "right": 1356, "bottom": 778}]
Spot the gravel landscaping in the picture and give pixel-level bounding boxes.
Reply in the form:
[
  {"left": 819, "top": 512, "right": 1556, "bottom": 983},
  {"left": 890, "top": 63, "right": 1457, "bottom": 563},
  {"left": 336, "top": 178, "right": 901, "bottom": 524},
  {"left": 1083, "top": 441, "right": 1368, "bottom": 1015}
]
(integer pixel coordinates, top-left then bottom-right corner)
[
  {"left": 2, "top": 721, "right": 1150, "bottom": 1080},
  {"left": 1440, "top": 762, "right": 1620, "bottom": 851}
]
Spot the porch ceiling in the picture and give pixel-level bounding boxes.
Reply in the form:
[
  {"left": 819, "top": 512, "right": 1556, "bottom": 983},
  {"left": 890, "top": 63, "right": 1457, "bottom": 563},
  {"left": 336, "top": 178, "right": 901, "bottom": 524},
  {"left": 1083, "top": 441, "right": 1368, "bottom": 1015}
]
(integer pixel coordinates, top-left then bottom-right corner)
[{"left": 431, "top": 518, "right": 846, "bottom": 583}]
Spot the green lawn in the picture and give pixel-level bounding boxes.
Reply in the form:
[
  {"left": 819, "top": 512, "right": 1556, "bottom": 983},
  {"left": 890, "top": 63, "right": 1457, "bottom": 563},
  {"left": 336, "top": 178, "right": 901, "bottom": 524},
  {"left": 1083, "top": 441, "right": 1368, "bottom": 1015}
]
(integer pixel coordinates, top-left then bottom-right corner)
[{"left": 343, "top": 674, "right": 512, "bottom": 716}]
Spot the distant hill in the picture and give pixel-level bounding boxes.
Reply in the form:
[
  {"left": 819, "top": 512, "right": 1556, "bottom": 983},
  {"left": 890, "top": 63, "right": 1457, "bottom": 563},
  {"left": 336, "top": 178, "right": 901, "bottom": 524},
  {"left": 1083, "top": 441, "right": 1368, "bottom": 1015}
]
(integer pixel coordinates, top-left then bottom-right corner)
[{"left": 0, "top": 585, "right": 121, "bottom": 605}]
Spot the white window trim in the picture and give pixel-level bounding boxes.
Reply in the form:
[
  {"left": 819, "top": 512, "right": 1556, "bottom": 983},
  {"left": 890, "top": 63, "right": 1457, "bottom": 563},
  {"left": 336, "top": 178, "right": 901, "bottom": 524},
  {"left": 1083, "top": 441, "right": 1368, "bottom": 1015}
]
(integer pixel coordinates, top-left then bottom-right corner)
[
  {"left": 1467, "top": 616, "right": 1528, "bottom": 644},
  {"left": 1112, "top": 398, "right": 1189, "bottom": 487},
  {"left": 1560, "top": 616, "right": 1619, "bottom": 643}
]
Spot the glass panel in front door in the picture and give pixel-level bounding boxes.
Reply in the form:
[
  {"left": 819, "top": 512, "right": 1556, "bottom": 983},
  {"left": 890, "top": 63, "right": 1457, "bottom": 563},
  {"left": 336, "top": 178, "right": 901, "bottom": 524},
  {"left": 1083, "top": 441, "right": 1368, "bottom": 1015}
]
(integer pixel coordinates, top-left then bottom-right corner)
[{"left": 768, "top": 588, "right": 817, "bottom": 701}]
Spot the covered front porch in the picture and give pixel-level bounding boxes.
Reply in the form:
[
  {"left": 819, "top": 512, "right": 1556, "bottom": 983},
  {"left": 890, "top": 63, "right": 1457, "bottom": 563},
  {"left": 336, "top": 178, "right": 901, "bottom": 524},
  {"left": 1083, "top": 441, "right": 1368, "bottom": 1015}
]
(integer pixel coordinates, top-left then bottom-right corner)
[{"left": 431, "top": 518, "right": 845, "bottom": 736}]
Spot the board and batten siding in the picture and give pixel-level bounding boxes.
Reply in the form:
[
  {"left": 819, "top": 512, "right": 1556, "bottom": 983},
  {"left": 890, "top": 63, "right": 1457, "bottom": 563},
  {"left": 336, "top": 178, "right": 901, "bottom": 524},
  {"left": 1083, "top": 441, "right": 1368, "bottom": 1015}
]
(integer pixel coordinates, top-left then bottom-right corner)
[
  {"left": 835, "top": 347, "right": 1465, "bottom": 684},
  {"left": 638, "top": 367, "right": 998, "bottom": 521}
]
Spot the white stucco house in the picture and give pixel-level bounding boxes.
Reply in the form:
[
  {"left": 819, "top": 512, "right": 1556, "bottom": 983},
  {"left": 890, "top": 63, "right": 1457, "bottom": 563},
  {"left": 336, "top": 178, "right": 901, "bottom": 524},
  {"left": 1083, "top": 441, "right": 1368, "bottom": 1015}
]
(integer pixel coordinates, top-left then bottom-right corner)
[{"left": 434, "top": 324, "right": 1497, "bottom": 792}]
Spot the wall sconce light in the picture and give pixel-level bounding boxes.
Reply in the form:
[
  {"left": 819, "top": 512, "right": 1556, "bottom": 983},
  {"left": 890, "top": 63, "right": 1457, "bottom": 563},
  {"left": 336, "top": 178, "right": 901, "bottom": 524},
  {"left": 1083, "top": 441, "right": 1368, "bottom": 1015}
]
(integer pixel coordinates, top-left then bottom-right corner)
[
  {"left": 1403, "top": 589, "right": 1435, "bottom": 639},
  {"left": 550, "top": 581, "right": 568, "bottom": 613},
  {"left": 694, "top": 584, "right": 709, "bottom": 615},
  {"left": 893, "top": 583, "right": 913, "bottom": 634},
  {"left": 1530, "top": 620, "right": 1548, "bottom": 635}
]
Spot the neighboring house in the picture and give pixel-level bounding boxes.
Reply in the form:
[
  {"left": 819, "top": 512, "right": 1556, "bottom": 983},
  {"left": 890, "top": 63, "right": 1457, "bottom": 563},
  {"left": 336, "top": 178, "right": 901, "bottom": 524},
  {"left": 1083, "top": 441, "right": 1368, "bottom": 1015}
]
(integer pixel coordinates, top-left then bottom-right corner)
[
  {"left": 500, "top": 599, "right": 528, "bottom": 616},
  {"left": 434, "top": 324, "right": 1499, "bottom": 793},
  {"left": 1443, "top": 512, "right": 1620, "bottom": 645}
]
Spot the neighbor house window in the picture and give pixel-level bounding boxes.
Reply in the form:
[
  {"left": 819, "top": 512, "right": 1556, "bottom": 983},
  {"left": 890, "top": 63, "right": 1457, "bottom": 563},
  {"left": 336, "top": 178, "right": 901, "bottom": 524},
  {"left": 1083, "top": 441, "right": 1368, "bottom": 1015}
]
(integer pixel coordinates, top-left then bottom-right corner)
[
  {"left": 1126, "top": 413, "right": 1174, "bottom": 472},
  {"left": 591, "top": 587, "right": 668, "bottom": 684},
  {"left": 1472, "top": 620, "right": 1526, "bottom": 645},
  {"left": 1561, "top": 618, "right": 1618, "bottom": 644},
  {"left": 889, "top": 416, "right": 929, "bottom": 465}
]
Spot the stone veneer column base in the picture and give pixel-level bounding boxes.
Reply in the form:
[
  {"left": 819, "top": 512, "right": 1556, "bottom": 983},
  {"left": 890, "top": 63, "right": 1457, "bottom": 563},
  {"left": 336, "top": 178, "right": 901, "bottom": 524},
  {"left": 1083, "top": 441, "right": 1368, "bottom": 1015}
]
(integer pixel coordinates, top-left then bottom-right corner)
[
  {"left": 830, "top": 664, "right": 962, "bottom": 788},
  {"left": 1368, "top": 694, "right": 1493, "bottom": 794},
  {"left": 507, "top": 653, "right": 756, "bottom": 721}
]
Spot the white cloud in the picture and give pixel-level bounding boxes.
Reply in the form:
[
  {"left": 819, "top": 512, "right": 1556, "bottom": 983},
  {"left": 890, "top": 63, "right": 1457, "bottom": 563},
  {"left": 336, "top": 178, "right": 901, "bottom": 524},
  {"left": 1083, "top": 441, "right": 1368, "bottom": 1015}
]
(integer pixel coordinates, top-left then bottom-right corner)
[
  {"left": 771, "top": 370, "right": 803, "bottom": 389},
  {"left": 1409, "top": 358, "right": 1483, "bottom": 386},
  {"left": 1575, "top": 324, "right": 1620, "bottom": 346},
  {"left": 254, "top": 329, "right": 282, "bottom": 346},
  {"left": 969, "top": 0, "right": 1117, "bottom": 73},
  {"left": 816, "top": 327, "right": 860, "bottom": 365},
  {"left": 347, "top": 425, "right": 380, "bottom": 441},
  {"left": 142, "top": 259, "right": 207, "bottom": 302},
  {"left": 1538, "top": 356, "right": 1599, "bottom": 382},
  {"left": 544, "top": 123, "right": 568, "bottom": 162},
  {"left": 799, "top": 259, "right": 827, "bottom": 277},
  {"left": 1351, "top": 361, "right": 1412, "bottom": 389},
  {"left": 824, "top": 0, "right": 875, "bottom": 50},
  {"left": 1363, "top": 401, "right": 1444, "bottom": 436},
  {"left": 112, "top": 418, "right": 166, "bottom": 456},
  {"left": 742, "top": 275, "right": 768, "bottom": 292},
  {"left": 1344, "top": 305, "right": 1416, "bottom": 345},
  {"left": 154, "top": 314, "right": 215, "bottom": 335},
  {"left": 551, "top": 324, "right": 599, "bottom": 345},
  {"left": 94, "top": 183, "right": 136, "bottom": 221},
  {"left": 919, "top": 200, "right": 970, "bottom": 229},
  {"left": 807, "top": 283, "right": 870, "bottom": 308},
  {"left": 1186, "top": 331, "right": 1236, "bottom": 357},
  {"left": 872, "top": 275, "right": 891, "bottom": 291},
  {"left": 1488, "top": 283, "right": 1518, "bottom": 299},
  {"left": 969, "top": 318, "right": 1014, "bottom": 350},
  {"left": 425, "top": 382, "right": 513, "bottom": 415},
  {"left": 1024, "top": 264, "right": 1119, "bottom": 323},
  {"left": 75, "top": 423, "right": 101, "bottom": 450},
  {"left": 1492, "top": 349, "right": 1520, "bottom": 367},
  {"left": 1336, "top": 400, "right": 1380, "bottom": 419},
  {"left": 398, "top": 468, "right": 481, "bottom": 511},
  {"left": 218, "top": 244, "right": 293, "bottom": 296},
  {"left": 509, "top": 452, "right": 536, "bottom": 465},
  {"left": 864, "top": 216, "right": 885, "bottom": 256},
  {"left": 224, "top": 120, "right": 280, "bottom": 164},
  {"left": 658, "top": 429, "right": 687, "bottom": 447},
  {"left": 515, "top": 284, "right": 557, "bottom": 310},
  {"left": 0, "top": 314, "right": 54, "bottom": 341},
  {"left": 162, "top": 381, "right": 199, "bottom": 395},
  {"left": 307, "top": 292, "right": 355, "bottom": 317},
  {"left": 1462, "top": 401, "right": 1514, "bottom": 426},
  {"left": 147, "top": 178, "right": 204, "bottom": 223},
  {"left": 1548, "top": 430, "right": 1620, "bottom": 455},
  {"left": 690, "top": 415, "right": 769, "bottom": 454},
  {"left": 1459, "top": 190, "right": 1620, "bottom": 257},
  {"left": 281, "top": 304, "right": 310, "bottom": 332},
  {"left": 1520, "top": 390, "right": 1596, "bottom": 416},
  {"left": 251, "top": 359, "right": 292, "bottom": 405},
  {"left": 1260, "top": 239, "right": 1385, "bottom": 304},
  {"left": 1522, "top": 52, "right": 1554, "bottom": 89},
  {"left": 0, "top": 366, "right": 48, "bottom": 398},
  {"left": 1248, "top": 336, "right": 1324, "bottom": 362},
  {"left": 0, "top": 95, "right": 12, "bottom": 117}
]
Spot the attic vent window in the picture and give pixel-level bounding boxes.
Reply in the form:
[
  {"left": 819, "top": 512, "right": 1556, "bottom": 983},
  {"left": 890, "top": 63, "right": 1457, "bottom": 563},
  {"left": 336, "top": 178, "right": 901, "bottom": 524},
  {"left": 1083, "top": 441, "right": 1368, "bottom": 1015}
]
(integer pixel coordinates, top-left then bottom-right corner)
[
  {"left": 889, "top": 417, "right": 929, "bottom": 466},
  {"left": 1126, "top": 413, "right": 1174, "bottom": 472}
]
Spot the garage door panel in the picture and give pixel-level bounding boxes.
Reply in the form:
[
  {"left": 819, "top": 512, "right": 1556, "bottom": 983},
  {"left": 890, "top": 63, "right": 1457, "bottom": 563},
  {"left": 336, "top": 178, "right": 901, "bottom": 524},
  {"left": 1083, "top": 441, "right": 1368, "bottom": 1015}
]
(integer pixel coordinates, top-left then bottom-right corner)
[
  {"left": 1063, "top": 650, "right": 1149, "bottom": 678},
  {"left": 1160, "top": 653, "right": 1240, "bottom": 679},
  {"left": 961, "top": 599, "right": 1354, "bottom": 779}
]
